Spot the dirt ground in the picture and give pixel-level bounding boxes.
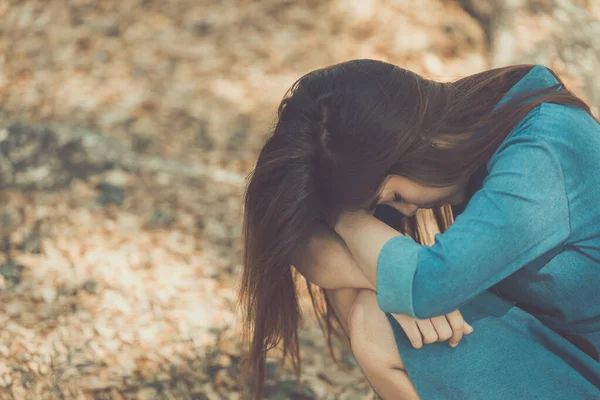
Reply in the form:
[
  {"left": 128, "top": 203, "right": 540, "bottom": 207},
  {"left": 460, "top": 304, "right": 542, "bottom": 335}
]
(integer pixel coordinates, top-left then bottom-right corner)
[{"left": 0, "top": 0, "right": 598, "bottom": 399}]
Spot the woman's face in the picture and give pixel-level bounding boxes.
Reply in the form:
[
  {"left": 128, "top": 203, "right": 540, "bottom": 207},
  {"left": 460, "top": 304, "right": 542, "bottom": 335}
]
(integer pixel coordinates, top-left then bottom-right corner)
[{"left": 368, "top": 174, "right": 469, "bottom": 217}]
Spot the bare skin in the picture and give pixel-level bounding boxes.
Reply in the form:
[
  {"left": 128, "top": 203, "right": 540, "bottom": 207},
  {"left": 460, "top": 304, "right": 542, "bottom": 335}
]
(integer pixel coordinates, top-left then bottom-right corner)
[
  {"left": 367, "top": 174, "right": 469, "bottom": 216},
  {"left": 293, "top": 175, "right": 474, "bottom": 398},
  {"left": 294, "top": 224, "right": 471, "bottom": 399},
  {"left": 325, "top": 287, "right": 421, "bottom": 399},
  {"left": 294, "top": 239, "right": 419, "bottom": 398}
]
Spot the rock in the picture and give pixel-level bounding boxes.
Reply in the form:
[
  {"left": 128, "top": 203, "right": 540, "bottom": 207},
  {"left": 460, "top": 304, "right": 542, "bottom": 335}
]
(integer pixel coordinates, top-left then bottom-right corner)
[
  {"left": 87, "top": 19, "right": 121, "bottom": 37},
  {"left": 18, "top": 232, "right": 42, "bottom": 254},
  {"left": 264, "top": 379, "right": 316, "bottom": 400},
  {"left": 0, "top": 124, "right": 71, "bottom": 189},
  {"left": 195, "top": 120, "right": 215, "bottom": 151},
  {"left": 187, "top": 21, "right": 212, "bottom": 36},
  {"left": 95, "top": 183, "right": 126, "bottom": 206},
  {"left": 0, "top": 124, "right": 122, "bottom": 190},
  {"left": 82, "top": 279, "right": 99, "bottom": 294},
  {"left": 79, "top": 376, "right": 113, "bottom": 391},
  {"left": 0, "top": 262, "right": 24, "bottom": 285},
  {"left": 318, "top": 369, "right": 360, "bottom": 386},
  {"left": 40, "top": 287, "right": 57, "bottom": 303},
  {"left": 136, "top": 388, "right": 157, "bottom": 400},
  {"left": 103, "top": 169, "right": 132, "bottom": 187},
  {"left": 145, "top": 208, "right": 177, "bottom": 229}
]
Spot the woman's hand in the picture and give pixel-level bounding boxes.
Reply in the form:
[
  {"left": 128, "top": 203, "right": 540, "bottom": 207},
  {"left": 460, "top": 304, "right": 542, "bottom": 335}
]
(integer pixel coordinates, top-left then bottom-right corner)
[{"left": 392, "top": 310, "right": 473, "bottom": 349}]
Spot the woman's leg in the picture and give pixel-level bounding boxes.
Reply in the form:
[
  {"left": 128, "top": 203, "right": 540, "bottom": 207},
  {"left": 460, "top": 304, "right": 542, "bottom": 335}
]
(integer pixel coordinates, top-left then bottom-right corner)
[
  {"left": 385, "top": 290, "right": 600, "bottom": 399},
  {"left": 324, "top": 288, "right": 420, "bottom": 399},
  {"left": 349, "top": 289, "right": 420, "bottom": 400},
  {"left": 324, "top": 287, "right": 360, "bottom": 337}
]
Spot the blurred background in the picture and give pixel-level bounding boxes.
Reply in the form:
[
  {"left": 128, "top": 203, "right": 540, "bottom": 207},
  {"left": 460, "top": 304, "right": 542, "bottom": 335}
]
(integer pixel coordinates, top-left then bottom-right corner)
[{"left": 0, "top": 0, "right": 598, "bottom": 399}]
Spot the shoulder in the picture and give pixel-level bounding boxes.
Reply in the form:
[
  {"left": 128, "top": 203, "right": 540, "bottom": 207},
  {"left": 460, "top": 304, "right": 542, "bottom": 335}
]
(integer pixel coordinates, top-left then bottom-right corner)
[
  {"left": 535, "top": 103, "right": 597, "bottom": 136},
  {"left": 488, "top": 105, "right": 552, "bottom": 159},
  {"left": 511, "top": 102, "right": 597, "bottom": 143},
  {"left": 488, "top": 103, "right": 597, "bottom": 170}
]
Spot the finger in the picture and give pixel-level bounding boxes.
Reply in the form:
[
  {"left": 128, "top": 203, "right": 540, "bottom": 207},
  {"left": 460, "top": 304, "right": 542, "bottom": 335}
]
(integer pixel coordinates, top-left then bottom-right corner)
[
  {"left": 415, "top": 319, "right": 438, "bottom": 344},
  {"left": 392, "top": 314, "right": 423, "bottom": 349},
  {"left": 445, "top": 310, "right": 465, "bottom": 347},
  {"left": 430, "top": 315, "right": 453, "bottom": 342},
  {"left": 464, "top": 322, "right": 474, "bottom": 335}
]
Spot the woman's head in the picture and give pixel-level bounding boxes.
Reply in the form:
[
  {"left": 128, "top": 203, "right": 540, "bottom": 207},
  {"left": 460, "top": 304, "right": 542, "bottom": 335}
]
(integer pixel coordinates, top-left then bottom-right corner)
[
  {"left": 255, "top": 59, "right": 548, "bottom": 223},
  {"left": 271, "top": 59, "right": 469, "bottom": 222},
  {"left": 237, "top": 60, "right": 595, "bottom": 399}
]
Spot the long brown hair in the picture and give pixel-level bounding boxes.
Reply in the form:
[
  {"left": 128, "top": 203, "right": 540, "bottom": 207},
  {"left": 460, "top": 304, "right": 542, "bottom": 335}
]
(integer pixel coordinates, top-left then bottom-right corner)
[{"left": 236, "top": 60, "right": 597, "bottom": 399}]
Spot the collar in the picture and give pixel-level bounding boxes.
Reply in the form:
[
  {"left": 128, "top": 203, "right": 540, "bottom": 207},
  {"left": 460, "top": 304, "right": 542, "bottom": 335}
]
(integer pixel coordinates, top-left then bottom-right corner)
[{"left": 494, "top": 65, "right": 561, "bottom": 111}]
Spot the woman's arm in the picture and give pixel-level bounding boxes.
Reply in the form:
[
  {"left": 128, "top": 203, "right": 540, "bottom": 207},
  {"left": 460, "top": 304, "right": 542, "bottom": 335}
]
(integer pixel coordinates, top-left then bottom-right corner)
[
  {"left": 331, "top": 210, "right": 401, "bottom": 289},
  {"left": 296, "top": 223, "right": 473, "bottom": 348},
  {"left": 291, "top": 221, "right": 375, "bottom": 291},
  {"left": 334, "top": 133, "right": 570, "bottom": 319}
]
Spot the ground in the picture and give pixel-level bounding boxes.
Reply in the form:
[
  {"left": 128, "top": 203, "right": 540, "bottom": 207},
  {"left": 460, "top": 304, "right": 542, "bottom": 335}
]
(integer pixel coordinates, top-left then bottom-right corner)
[{"left": 0, "top": 0, "right": 598, "bottom": 399}]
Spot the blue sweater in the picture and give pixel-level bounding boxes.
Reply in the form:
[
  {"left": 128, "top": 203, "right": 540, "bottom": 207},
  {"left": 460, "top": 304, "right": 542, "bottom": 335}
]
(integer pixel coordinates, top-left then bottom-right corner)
[{"left": 376, "top": 65, "right": 600, "bottom": 359}]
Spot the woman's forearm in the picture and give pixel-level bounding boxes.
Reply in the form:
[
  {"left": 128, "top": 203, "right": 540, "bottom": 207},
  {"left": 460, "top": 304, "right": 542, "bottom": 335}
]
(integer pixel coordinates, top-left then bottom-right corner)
[
  {"left": 291, "top": 222, "right": 375, "bottom": 291},
  {"left": 333, "top": 210, "right": 404, "bottom": 289}
]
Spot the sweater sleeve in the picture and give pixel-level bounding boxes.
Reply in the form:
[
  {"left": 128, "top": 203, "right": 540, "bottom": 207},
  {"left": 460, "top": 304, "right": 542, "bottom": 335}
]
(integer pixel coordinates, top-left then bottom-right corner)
[{"left": 376, "top": 131, "right": 571, "bottom": 318}]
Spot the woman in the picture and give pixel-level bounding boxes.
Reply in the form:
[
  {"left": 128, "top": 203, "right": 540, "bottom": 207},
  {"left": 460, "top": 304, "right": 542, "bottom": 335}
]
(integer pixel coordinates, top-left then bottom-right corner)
[{"left": 237, "top": 60, "right": 600, "bottom": 399}]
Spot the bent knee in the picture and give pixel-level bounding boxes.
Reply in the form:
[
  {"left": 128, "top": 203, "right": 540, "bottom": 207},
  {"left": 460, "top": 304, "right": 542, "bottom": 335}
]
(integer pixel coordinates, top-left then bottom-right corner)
[{"left": 348, "top": 289, "right": 405, "bottom": 370}]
